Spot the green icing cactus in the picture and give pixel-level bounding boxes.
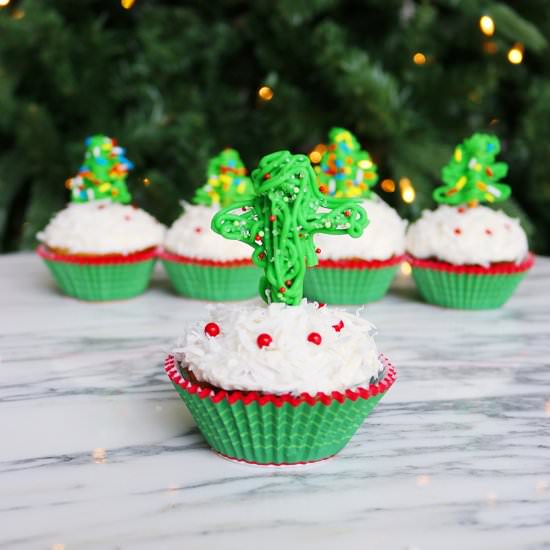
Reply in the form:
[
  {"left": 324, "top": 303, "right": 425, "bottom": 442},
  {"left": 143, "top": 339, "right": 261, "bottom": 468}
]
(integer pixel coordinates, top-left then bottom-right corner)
[
  {"left": 433, "top": 133, "right": 511, "bottom": 207},
  {"left": 66, "top": 135, "right": 133, "bottom": 203},
  {"left": 315, "top": 127, "right": 378, "bottom": 198},
  {"left": 193, "top": 148, "right": 254, "bottom": 208},
  {"left": 212, "top": 151, "right": 369, "bottom": 305}
]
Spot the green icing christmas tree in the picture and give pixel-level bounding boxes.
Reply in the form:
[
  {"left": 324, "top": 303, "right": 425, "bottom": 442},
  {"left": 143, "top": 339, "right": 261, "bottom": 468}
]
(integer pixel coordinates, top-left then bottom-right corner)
[
  {"left": 212, "top": 151, "right": 368, "bottom": 305},
  {"left": 66, "top": 135, "right": 133, "bottom": 203},
  {"left": 433, "top": 133, "right": 511, "bottom": 207},
  {"left": 193, "top": 148, "right": 254, "bottom": 208},
  {"left": 315, "top": 128, "right": 378, "bottom": 199}
]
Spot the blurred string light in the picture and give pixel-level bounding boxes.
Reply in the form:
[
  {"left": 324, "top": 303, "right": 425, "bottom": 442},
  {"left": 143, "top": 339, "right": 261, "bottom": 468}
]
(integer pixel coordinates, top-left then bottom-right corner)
[
  {"left": 308, "top": 143, "right": 326, "bottom": 164},
  {"left": 479, "top": 15, "right": 495, "bottom": 37},
  {"left": 400, "top": 261, "right": 412, "bottom": 276},
  {"left": 482, "top": 41, "right": 498, "bottom": 54},
  {"left": 507, "top": 43, "right": 524, "bottom": 64},
  {"left": 121, "top": 0, "right": 136, "bottom": 9},
  {"left": 380, "top": 179, "right": 396, "bottom": 192},
  {"left": 258, "top": 86, "right": 274, "bottom": 101},
  {"left": 12, "top": 8, "right": 24, "bottom": 18},
  {"left": 399, "top": 177, "right": 416, "bottom": 203},
  {"left": 412, "top": 52, "right": 426, "bottom": 65},
  {"left": 143, "top": 177, "right": 151, "bottom": 187},
  {"left": 0, "top": 0, "right": 11, "bottom": 7}
]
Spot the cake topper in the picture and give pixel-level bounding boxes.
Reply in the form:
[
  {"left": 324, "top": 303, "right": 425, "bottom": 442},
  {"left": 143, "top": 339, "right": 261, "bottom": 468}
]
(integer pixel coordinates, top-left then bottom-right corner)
[
  {"left": 212, "top": 150, "right": 369, "bottom": 305},
  {"left": 193, "top": 148, "right": 254, "bottom": 208},
  {"left": 315, "top": 128, "right": 378, "bottom": 198},
  {"left": 433, "top": 133, "right": 511, "bottom": 207},
  {"left": 66, "top": 135, "right": 133, "bottom": 203}
]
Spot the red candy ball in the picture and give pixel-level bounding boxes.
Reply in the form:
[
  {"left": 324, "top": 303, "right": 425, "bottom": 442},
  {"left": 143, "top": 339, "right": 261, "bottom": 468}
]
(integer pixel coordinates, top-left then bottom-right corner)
[
  {"left": 204, "top": 322, "right": 220, "bottom": 337},
  {"left": 307, "top": 332, "right": 322, "bottom": 345},
  {"left": 257, "top": 333, "right": 272, "bottom": 349},
  {"left": 332, "top": 320, "right": 344, "bottom": 332},
  {"left": 269, "top": 215, "right": 276, "bottom": 222}
]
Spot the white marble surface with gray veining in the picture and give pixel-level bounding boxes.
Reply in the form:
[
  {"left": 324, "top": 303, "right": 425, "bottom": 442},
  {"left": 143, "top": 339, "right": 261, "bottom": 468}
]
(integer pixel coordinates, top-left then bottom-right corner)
[{"left": 1, "top": 253, "right": 549, "bottom": 550}]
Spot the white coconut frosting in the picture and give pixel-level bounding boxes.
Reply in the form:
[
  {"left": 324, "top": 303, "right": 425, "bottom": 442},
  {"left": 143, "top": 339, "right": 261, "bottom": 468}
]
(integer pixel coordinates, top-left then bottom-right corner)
[
  {"left": 164, "top": 203, "right": 254, "bottom": 261},
  {"left": 37, "top": 201, "right": 165, "bottom": 254},
  {"left": 406, "top": 204, "right": 528, "bottom": 266},
  {"left": 173, "top": 300, "right": 384, "bottom": 395},
  {"left": 315, "top": 196, "right": 406, "bottom": 261}
]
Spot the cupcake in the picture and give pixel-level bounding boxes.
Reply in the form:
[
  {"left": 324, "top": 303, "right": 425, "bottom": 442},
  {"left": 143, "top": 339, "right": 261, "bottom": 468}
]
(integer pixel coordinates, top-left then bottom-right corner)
[
  {"left": 304, "top": 128, "right": 406, "bottom": 304},
  {"left": 160, "top": 149, "right": 261, "bottom": 301},
  {"left": 37, "top": 135, "right": 164, "bottom": 301},
  {"left": 165, "top": 151, "right": 396, "bottom": 465},
  {"left": 406, "top": 133, "right": 533, "bottom": 309}
]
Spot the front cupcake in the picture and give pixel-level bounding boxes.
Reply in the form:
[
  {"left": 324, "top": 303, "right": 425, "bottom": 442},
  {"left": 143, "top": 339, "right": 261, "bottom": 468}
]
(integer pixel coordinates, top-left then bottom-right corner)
[
  {"left": 304, "top": 128, "right": 406, "bottom": 304},
  {"left": 37, "top": 135, "right": 164, "bottom": 301},
  {"left": 160, "top": 149, "right": 261, "bottom": 301},
  {"left": 406, "top": 133, "right": 533, "bottom": 309},
  {"left": 165, "top": 151, "right": 396, "bottom": 465}
]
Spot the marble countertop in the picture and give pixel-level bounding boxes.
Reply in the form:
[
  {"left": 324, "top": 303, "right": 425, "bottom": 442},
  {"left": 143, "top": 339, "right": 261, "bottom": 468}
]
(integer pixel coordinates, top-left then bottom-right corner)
[{"left": 1, "top": 252, "right": 549, "bottom": 550}]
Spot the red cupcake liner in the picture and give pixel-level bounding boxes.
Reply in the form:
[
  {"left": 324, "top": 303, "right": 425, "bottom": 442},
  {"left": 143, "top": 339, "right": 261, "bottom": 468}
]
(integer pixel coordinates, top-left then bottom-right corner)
[
  {"left": 36, "top": 244, "right": 158, "bottom": 265},
  {"left": 164, "top": 353, "right": 397, "bottom": 409},
  {"left": 317, "top": 255, "right": 406, "bottom": 270},
  {"left": 158, "top": 248, "right": 253, "bottom": 268},
  {"left": 407, "top": 252, "right": 535, "bottom": 275}
]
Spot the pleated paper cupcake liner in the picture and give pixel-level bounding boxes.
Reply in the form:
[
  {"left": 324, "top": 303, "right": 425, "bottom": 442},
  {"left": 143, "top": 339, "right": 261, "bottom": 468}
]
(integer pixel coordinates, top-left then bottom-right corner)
[
  {"left": 409, "top": 254, "right": 534, "bottom": 309},
  {"left": 159, "top": 249, "right": 261, "bottom": 301},
  {"left": 37, "top": 245, "right": 156, "bottom": 301},
  {"left": 165, "top": 354, "right": 396, "bottom": 465},
  {"left": 303, "top": 256, "right": 404, "bottom": 305}
]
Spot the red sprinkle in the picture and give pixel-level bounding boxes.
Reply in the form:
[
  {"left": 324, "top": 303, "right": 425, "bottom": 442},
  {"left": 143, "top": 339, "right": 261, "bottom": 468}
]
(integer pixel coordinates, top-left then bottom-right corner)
[
  {"left": 319, "top": 185, "right": 328, "bottom": 194},
  {"left": 317, "top": 303, "right": 326, "bottom": 308},
  {"left": 458, "top": 207, "right": 466, "bottom": 214},
  {"left": 315, "top": 248, "right": 321, "bottom": 254},
  {"left": 255, "top": 234, "right": 262, "bottom": 241},
  {"left": 258, "top": 252, "right": 266, "bottom": 260},
  {"left": 285, "top": 279, "right": 292, "bottom": 287},
  {"left": 332, "top": 320, "right": 344, "bottom": 332},
  {"left": 269, "top": 215, "right": 276, "bottom": 222},
  {"left": 454, "top": 228, "right": 462, "bottom": 235},
  {"left": 263, "top": 173, "right": 271, "bottom": 180},
  {"left": 307, "top": 332, "right": 322, "bottom": 345},
  {"left": 486, "top": 167, "right": 494, "bottom": 177},
  {"left": 257, "top": 333, "right": 272, "bottom": 348},
  {"left": 278, "top": 286, "right": 287, "bottom": 294},
  {"left": 485, "top": 228, "right": 493, "bottom": 236},
  {"left": 124, "top": 215, "right": 132, "bottom": 221},
  {"left": 204, "top": 323, "right": 220, "bottom": 337},
  {"left": 344, "top": 210, "right": 351, "bottom": 217},
  {"left": 194, "top": 226, "right": 203, "bottom": 234}
]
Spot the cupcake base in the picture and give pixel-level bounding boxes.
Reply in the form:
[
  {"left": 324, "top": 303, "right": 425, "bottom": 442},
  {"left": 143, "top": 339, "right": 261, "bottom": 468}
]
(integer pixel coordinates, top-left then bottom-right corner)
[
  {"left": 409, "top": 254, "right": 534, "bottom": 309},
  {"left": 37, "top": 245, "right": 157, "bottom": 301},
  {"left": 165, "top": 354, "right": 396, "bottom": 465},
  {"left": 304, "top": 256, "right": 404, "bottom": 305},
  {"left": 159, "top": 249, "right": 261, "bottom": 301}
]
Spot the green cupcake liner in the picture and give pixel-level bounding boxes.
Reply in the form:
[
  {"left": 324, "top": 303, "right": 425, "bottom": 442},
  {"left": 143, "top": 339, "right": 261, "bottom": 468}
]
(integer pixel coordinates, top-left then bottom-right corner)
[
  {"left": 303, "top": 257, "right": 403, "bottom": 305},
  {"left": 38, "top": 246, "right": 156, "bottom": 301},
  {"left": 165, "top": 354, "right": 396, "bottom": 465},
  {"left": 160, "top": 254, "right": 261, "bottom": 301},
  {"left": 410, "top": 255, "right": 534, "bottom": 309}
]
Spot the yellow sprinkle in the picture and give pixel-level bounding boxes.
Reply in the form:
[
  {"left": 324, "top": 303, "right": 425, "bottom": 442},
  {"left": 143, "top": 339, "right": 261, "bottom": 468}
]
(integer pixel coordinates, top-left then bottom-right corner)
[
  {"left": 99, "top": 183, "right": 111, "bottom": 193},
  {"left": 485, "top": 193, "right": 495, "bottom": 202},
  {"left": 454, "top": 148, "right": 462, "bottom": 162},
  {"left": 456, "top": 176, "right": 467, "bottom": 190},
  {"left": 237, "top": 182, "right": 246, "bottom": 193},
  {"left": 358, "top": 159, "right": 373, "bottom": 170},
  {"left": 474, "top": 163, "right": 482, "bottom": 172}
]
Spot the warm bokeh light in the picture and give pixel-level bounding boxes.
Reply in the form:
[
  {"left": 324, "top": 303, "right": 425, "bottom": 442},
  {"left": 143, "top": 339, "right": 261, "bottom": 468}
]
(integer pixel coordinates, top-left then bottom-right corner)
[
  {"left": 0, "top": 0, "right": 11, "bottom": 7},
  {"left": 309, "top": 151, "right": 322, "bottom": 164},
  {"left": 479, "top": 15, "right": 495, "bottom": 36},
  {"left": 400, "top": 262, "right": 412, "bottom": 276},
  {"left": 416, "top": 474, "right": 431, "bottom": 487},
  {"left": 121, "top": 0, "right": 135, "bottom": 9},
  {"left": 412, "top": 52, "right": 426, "bottom": 65},
  {"left": 507, "top": 45, "right": 524, "bottom": 64},
  {"left": 92, "top": 447, "right": 107, "bottom": 464},
  {"left": 380, "top": 179, "right": 396, "bottom": 192},
  {"left": 399, "top": 177, "right": 416, "bottom": 203},
  {"left": 258, "top": 86, "right": 274, "bottom": 101},
  {"left": 12, "top": 8, "right": 25, "bottom": 18},
  {"left": 143, "top": 177, "right": 151, "bottom": 186}
]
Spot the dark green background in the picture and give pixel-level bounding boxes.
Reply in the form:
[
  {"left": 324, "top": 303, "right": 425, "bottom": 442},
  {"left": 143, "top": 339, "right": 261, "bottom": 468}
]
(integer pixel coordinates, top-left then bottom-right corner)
[{"left": 1, "top": 0, "right": 549, "bottom": 253}]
